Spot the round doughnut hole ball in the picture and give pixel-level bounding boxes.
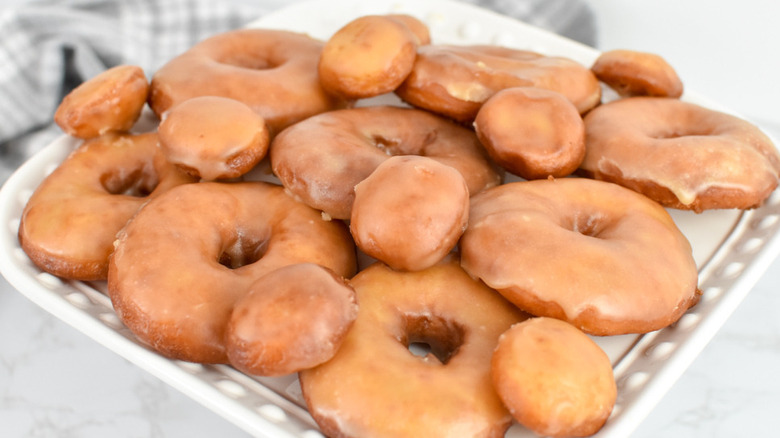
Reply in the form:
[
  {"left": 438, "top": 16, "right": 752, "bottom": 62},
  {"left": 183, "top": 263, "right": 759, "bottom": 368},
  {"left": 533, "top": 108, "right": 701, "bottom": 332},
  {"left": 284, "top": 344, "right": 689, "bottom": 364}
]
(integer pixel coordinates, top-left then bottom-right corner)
[
  {"left": 491, "top": 317, "right": 617, "bottom": 437},
  {"left": 474, "top": 87, "right": 585, "bottom": 180},
  {"left": 54, "top": 64, "right": 149, "bottom": 139},
  {"left": 318, "top": 15, "right": 420, "bottom": 99},
  {"left": 350, "top": 155, "right": 469, "bottom": 271},
  {"left": 226, "top": 263, "right": 358, "bottom": 377},
  {"left": 158, "top": 96, "right": 269, "bottom": 181}
]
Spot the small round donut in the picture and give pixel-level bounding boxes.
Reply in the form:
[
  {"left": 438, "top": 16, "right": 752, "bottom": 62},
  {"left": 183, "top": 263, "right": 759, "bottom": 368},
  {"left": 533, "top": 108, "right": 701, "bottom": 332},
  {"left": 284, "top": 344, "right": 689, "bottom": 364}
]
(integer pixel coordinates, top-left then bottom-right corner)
[
  {"left": 149, "top": 29, "right": 346, "bottom": 134},
  {"left": 350, "top": 155, "right": 469, "bottom": 271},
  {"left": 54, "top": 65, "right": 149, "bottom": 139},
  {"left": 395, "top": 44, "right": 601, "bottom": 123},
  {"left": 299, "top": 256, "right": 528, "bottom": 438},
  {"left": 492, "top": 317, "right": 617, "bottom": 437},
  {"left": 581, "top": 97, "right": 780, "bottom": 211},
  {"left": 270, "top": 105, "right": 501, "bottom": 220},
  {"left": 158, "top": 96, "right": 269, "bottom": 180},
  {"left": 474, "top": 87, "right": 585, "bottom": 179},
  {"left": 318, "top": 15, "right": 420, "bottom": 99},
  {"left": 591, "top": 49, "right": 683, "bottom": 98},
  {"left": 460, "top": 178, "right": 700, "bottom": 336},
  {"left": 108, "top": 181, "right": 357, "bottom": 364},
  {"left": 225, "top": 263, "right": 358, "bottom": 377},
  {"left": 18, "top": 132, "right": 195, "bottom": 281}
]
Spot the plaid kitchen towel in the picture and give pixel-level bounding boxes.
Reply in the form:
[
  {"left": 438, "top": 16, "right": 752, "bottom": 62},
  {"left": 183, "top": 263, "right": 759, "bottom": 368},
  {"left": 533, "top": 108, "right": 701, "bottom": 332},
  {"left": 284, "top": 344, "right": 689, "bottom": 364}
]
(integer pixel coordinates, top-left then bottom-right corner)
[{"left": 0, "top": 0, "right": 596, "bottom": 182}]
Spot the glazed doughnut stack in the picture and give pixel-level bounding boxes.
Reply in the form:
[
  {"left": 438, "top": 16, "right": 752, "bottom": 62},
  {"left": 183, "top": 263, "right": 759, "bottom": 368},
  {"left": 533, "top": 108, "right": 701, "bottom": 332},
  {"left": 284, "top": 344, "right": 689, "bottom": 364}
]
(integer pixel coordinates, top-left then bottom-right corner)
[{"left": 17, "top": 9, "right": 780, "bottom": 438}]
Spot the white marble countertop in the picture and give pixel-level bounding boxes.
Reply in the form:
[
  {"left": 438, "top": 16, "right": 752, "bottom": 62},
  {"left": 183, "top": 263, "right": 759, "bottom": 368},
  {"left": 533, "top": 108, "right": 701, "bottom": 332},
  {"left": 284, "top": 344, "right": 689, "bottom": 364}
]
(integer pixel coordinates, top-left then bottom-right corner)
[{"left": 2, "top": 1, "right": 780, "bottom": 437}]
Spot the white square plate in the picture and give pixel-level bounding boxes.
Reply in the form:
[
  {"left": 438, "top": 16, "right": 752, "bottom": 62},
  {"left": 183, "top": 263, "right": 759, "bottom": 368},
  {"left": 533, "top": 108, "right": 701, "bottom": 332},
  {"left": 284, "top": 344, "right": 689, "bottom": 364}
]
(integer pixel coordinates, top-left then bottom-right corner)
[{"left": 2, "top": 0, "right": 780, "bottom": 436}]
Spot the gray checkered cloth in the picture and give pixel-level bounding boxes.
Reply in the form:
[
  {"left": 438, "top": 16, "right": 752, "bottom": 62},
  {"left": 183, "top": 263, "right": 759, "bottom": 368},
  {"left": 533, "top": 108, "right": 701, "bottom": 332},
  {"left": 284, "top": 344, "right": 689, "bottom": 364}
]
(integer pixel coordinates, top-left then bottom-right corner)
[{"left": 0, "top": 0, "right": 596, "bottom": 182}]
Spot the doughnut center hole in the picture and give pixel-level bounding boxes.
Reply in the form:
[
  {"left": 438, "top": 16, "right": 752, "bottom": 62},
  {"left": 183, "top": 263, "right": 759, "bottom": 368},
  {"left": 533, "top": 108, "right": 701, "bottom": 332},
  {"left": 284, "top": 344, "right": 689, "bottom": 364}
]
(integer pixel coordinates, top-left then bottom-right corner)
[
  {"left": 401, "top": 314, "right": 465, "bottom": 365},
  {"left": 651, "top": 126, "right": 713, "bottom": 139},
  {"left": 101, "top": 168, "right": 157, "bottom": 197},
  {"left": 569, "top": 213, "right": 607, "bottom": 238},
  {"left": 218, "top": 235, "right": 268, "bottom": 269},
  {"left": 219, "top": 53, "right": 278, "bottom": 70},
  {"left": 371, "top": 134, "right": 401, "bottom": 155}
]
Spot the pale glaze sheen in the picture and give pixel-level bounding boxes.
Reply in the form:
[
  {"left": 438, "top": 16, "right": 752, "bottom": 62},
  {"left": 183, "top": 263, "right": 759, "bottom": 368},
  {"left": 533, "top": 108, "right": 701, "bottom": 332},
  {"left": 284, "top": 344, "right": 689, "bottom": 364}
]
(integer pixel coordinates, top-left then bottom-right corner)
[
  {"left": 350, "top": 155, "right": 469, "bottom": 271},
  {"left": 581, "top": 97, "right": 780, "bottom": 211},
  {"left": 108, "top": 182, "right": 356, "bottom": 364},
  {"left": 158, "top": 96, "right": 269, "bottom": 180},
  {"left": 460, "top": 178, "right": 700, "bottom": 336},
  {"left": 226, "top": 263, "right": 358, "bottom": 376},
  {"left": 300, "top": 257, "right": 527, "bottom": 438},
  {"left": 149, "top": 29, "right": 346, "bottom": 135},
  {"left": 18, "top": 132, "right": 194, "bottom": 280},
  {"left": 395, "top": 44, "right": 601, "bottom": 122},
  {"left": 270, "top": 105, "right": 501, "bottom": 219}
]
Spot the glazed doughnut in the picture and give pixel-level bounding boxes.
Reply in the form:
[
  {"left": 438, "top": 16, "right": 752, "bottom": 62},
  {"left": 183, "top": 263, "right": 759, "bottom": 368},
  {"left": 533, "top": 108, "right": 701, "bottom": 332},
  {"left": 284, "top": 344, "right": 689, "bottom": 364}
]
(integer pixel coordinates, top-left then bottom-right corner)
[
  {"left": 54, "top": 65, "right": 149, "bottom": 139},
  {"left": 158, "top": 96, "right": 269, "bottom": 180},
  {"left": 149, "top": 29, "right": 346, "bottom": 134},
  {"left": 18, "top": 132, "right": 194, "bottom": 281},
  {"left": 299, "top": 256, "right": 527, "bottom": 438},
  {"left": 107, "top": 181, "right": 356, "bottom": 364},
  {"left": 270, "top": 105, "right": 501, "bottom": 220},
  {"left": 350, "top": 155, "right": 469, "bottom": 271},
  {"left": 492, "top": 317, "right": 617, "bottom": 437},
  {"left": 226, "top": 263, "right": 358, "bottom": 376},
  {"left": 460, "top": 177, "right": 700, "bottom": 336},
  {"left": 318, "top": 15, "right": 422, "bottom": 99},
  {"left": 581, "top": 97, "right": 780, "bottom": 211},
  {"left": 591, "top": 49, "right": 683, "bottom": 98},
  {"left": 474, "top": 87, "right": 585, "bottom": 179},
  {"left": 395, "top": 44, "right": 601, "bottom": 122}
]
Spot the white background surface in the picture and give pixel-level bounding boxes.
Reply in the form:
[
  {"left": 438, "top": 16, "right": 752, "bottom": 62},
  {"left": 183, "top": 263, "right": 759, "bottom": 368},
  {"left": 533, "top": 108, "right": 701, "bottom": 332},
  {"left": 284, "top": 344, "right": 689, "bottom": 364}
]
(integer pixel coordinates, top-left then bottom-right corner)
[{"left": 1, "top": 0, "right": 779, "bottom": 437}]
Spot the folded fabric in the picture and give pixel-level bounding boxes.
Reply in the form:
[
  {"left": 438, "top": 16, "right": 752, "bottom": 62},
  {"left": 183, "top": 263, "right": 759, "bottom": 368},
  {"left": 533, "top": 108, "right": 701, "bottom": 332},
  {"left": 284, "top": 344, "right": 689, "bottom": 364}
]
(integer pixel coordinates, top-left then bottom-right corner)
[{"left": 0, "top": 0, "right": 596, "bottom": 183}]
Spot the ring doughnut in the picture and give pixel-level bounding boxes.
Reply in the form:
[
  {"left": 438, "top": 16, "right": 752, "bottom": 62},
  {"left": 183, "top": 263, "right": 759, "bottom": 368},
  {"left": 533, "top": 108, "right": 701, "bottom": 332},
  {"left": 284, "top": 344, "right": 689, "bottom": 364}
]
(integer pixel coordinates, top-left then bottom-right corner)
[
  {"left": 158, "top": 96, "right": 270, "bottom": 180},
  {"left": 18, "top": 132, "right": 194, "bottom": 281},
  {"left": 54, "top": 65, "right": 149, "bottom": 139},
  {"left": 491, "top": 317, "right": 617, "bottom": 437},
  {"left": 395, "top": 44, "right": 601, "bottom": 122},
  {"left": 580, "top": 97, "right": 780, "bottom": 211},
  {"left": 474, "top": 87, "right": 586, "bottom": 179},
  {"left": 108, "top": 181, "right": 357, "bottom": 364},
  {"left": 460, "top": 177, "right": 700, "bottom": 336},
  {"left": 350, "top": 155, "right": 469, "bottom": 271},
  {"left": 149, "top": 29, "right": 346, "bottom": 134},
  {"left": 591, "top": 49, "right": 683, "bottom": 98},
  {"left": 299, "top": 256, "right": 527, "bottom": 437},
  {"left": 318, "top": 15, "right": 422, "bottom": 99},
  {"left": 270, "top": 105, "right": 501, "bottom": 220}
]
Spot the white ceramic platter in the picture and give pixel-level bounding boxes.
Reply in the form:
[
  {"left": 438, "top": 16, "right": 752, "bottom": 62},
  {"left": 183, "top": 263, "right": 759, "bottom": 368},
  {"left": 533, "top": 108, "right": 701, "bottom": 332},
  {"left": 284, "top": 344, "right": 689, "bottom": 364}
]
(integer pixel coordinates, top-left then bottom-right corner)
[{"left": 2, "top": 0, "right": 780, "bottom": 437}]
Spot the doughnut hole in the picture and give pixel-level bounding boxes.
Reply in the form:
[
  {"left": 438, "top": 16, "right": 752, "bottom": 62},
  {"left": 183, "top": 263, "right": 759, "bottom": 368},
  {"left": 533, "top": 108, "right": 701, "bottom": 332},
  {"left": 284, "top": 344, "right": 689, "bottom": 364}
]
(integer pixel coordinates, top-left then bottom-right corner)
[
  {"left": 318, "top": 15, "right": 419, "bottom": 99},
  {"left": 350, "top": 155, "right": 469, "bottom": 271},
  {"left": 401, "top": 314, "right": 465, "bottom": 365},
  {"left": 591, "top": 49, "right": 683, "bottom": 98},
  {"left": 474, "top": 87, "right": 585, "bottom": 180},
  {"left": 100, "top": 167, "right": 158, "bottom": 197},
  {"left": 54, "top": 64, "right": 149, "bottom": 139},
  {"left": 217, "top": 234, "right": 269, "bottom": 270},
  {"left": 225, "top": 263, "right": 358, "bottom": 376},
  {"left": 158, "top": 96, "right": 269, "bottom": 181},
  {"left": 491, "top": 317, "right": 616, "bottom": 437}
]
